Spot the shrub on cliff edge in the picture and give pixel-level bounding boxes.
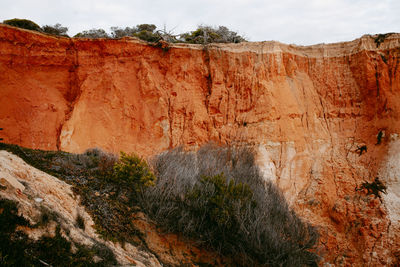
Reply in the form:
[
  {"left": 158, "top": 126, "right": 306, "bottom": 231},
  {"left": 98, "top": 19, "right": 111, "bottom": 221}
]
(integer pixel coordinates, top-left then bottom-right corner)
[
  {"left": 181, "top": 25, "right": 246, "bottom": 44},
  {"left": 42, "top": 23, "right": 69, "bottom": 37},
  {"left": 110, "top": 24, "right": 162, "bottom": 42},
  {"left": 3, "top": 18, "right": 41, "bottom": 32},
  {"left": 74, "top": 28, "right": 110, "bottom": 38}
]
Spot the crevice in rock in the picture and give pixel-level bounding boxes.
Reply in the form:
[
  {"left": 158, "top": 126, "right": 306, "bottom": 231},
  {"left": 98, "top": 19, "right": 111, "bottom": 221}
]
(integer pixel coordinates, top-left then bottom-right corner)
[
  {"left": 202, "top": 45, "right": 218, "bottom": 139},
  {"left": 167, "top": 97, "right": 173, "bottom": 148},
  {"left": 375, "top": 64, "right": 380, "bottom": 97},
  {"left": 56, "top": 40, "right": 82, "bottom": 150},
  {"left": 203, "top": 45, "right": 212, "bottom": 112},
  {"left": 179, "top": 109, "right": 187, "bottom": 145}
]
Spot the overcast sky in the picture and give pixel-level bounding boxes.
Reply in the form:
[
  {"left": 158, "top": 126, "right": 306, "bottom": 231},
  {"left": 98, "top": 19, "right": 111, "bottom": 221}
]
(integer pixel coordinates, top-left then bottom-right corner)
[{"left": 1, "top": 0, "right": 399, "bottom": 45}]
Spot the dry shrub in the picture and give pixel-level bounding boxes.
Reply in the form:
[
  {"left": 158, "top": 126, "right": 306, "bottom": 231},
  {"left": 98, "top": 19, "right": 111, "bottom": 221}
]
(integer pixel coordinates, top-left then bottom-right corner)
[
  {"left": 83, "top": 148, "right": 118, "bottom": 175},
  {"left": 139, "top": 143, "right": 319, "bottom": 266}
]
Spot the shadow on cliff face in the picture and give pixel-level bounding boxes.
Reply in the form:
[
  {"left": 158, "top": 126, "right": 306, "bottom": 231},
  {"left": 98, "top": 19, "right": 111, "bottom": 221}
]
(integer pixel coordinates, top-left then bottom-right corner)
[{"left": 0, "top": 142, "right": 319, "bottom": 266}]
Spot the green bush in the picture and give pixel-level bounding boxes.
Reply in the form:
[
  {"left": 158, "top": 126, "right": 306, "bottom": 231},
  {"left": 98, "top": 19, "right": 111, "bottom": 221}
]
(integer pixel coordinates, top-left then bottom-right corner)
[
  {"left": 136, "top": 24, "right": 157, "bottom": 32},
  {"left": 183, "top": 173, "right": 258, "bottom": 254},
  {"left": 3, "top": 18, "right": 41, "bottom": 32},
  {"left": 187, "top": 174, "right": 254, "bottom": 228},
  {"left": 110, "top": 26, "right": 137, "bottom": 38},
  {"left": 74, "top": 28, "right": 110, "bottom": 38},
  {"left": 133, "top": 24, "right": 160, "bottom": 42},
  {"left": 73, "top": 24, "right": 161, "bottom": 42},
  {"left": 113, "top": 152, "right": 156, "bottom": 189},
  {"left": 133, "top": 30, "right": 161, "bottom": 42},
  {"left": 181, "top": 25, "right": 246, "bottom": 44},
  {"left": 110, "top": 24, "right": 161, "bottom": 42}
]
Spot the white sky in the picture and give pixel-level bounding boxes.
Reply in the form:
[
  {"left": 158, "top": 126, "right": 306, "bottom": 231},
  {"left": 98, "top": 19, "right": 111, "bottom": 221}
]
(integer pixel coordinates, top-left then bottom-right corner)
[{"left": 1, "top": 0, "right": 399, "bottom": 45}]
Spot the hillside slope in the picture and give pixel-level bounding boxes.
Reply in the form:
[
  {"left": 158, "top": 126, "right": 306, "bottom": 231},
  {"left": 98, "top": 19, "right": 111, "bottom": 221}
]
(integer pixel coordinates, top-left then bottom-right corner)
[
  {"left": 0, "top": 147, "right": 230, "bottom": 266},
  {"left": 0, "top": 150, "right": 159, "bottom": 266},
  {"left": 1, "top": 25, "right": 400, "bottom": 265}
]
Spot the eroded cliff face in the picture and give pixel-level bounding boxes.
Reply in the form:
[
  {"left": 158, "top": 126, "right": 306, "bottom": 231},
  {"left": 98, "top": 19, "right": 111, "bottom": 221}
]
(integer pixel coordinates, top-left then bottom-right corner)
[{"left": 1, "top": 24, "right": 400, "bottom": 265}]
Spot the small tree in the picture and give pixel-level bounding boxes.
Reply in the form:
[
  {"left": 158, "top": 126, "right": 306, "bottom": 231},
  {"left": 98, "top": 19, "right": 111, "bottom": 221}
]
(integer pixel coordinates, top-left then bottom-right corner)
[
  {"left": 110, "top": 24, "right": 163, "bottom": 42},
  {"left": 181, "top": 25, "right": 246, "bottom": 44},
  {"left": 136, "top": 24, "right": 156, "bottom": 32},
  {"left": 110, "top": 26, "right": 137, "bottom": 38},
  {"left": 113, "top": 152, "right": 156, "bottom": 190},
  {"left": 42, "top": 23, "right": 69, "bottom": 37},
  {"left": 74, "top": 28, "right": 110, "bottom": 38},
  {"left": 132, "top": 24, "right": 160, "bottom": 42},
  {"left": 186, "top": 173, "right": 255, "bottom": 231},
  {"left": 3, "top": 18, "right": 41, "bottom": 32}
]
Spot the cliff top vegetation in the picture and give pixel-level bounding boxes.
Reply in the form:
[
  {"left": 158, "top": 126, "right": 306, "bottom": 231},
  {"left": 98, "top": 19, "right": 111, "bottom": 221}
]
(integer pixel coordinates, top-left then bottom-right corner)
[{"left": 2, "top": 18, "right": 246, "bottom": 44}]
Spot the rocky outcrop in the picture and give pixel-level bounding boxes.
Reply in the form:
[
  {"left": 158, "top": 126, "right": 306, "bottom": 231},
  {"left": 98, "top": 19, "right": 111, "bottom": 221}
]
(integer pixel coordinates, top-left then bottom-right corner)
[
  {"left": 0, "top": 150, "right": 227, "bottom": 266},
  {"left": 0, "top": 150, "right": 160, "bottom": 266},
  {"left": 1, "top": 24, "right": 400, "bottom": 265}
]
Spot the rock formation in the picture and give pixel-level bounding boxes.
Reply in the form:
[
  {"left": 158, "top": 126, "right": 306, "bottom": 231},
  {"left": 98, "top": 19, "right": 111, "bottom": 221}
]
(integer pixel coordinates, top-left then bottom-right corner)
[{"left": 1, "top": 24, "right": 400, "bottom": 265}]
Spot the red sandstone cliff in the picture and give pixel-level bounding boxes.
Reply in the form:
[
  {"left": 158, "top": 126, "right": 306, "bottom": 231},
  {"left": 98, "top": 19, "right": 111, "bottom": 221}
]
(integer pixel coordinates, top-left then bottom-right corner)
[{"left": 1, "top": 24, "right": 400, "bottom": 265}]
